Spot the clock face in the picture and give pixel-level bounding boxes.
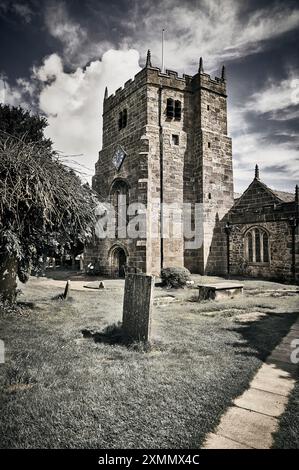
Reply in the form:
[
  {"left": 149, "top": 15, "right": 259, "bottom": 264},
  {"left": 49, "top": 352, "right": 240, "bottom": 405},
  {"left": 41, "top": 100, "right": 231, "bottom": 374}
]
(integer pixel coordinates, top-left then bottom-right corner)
[{"left": 112, "top": 146, "right": 126, "bottom": 171}]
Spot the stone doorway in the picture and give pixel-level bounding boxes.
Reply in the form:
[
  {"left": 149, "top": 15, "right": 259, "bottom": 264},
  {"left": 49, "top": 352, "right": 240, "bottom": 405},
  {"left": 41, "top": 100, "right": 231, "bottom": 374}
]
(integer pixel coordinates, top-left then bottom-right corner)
[{"left": 110, "top": 246, "right": 127, "bottom": 278}]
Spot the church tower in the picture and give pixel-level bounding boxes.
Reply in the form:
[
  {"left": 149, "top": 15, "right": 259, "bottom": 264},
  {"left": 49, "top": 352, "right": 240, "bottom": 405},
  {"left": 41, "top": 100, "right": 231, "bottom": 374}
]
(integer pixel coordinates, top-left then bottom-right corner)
[{"left": 89, "top": 53, "right": 234, "bottom": 277}]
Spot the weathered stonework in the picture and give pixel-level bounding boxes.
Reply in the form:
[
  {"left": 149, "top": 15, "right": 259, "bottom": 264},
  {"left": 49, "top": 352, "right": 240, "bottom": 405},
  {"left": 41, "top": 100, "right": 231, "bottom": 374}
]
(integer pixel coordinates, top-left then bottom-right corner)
[
  {"left": 88, "top": 57, "right": 234, "bottom": 276},
  {"left": 122, "top": 273, "right": 154, "bottom": 342},
  {"left": 225, "top": 177, "right": 298, "bottom": 282},
  {"left": 87, "top": 54, "right": 298, "bottom": 282}
]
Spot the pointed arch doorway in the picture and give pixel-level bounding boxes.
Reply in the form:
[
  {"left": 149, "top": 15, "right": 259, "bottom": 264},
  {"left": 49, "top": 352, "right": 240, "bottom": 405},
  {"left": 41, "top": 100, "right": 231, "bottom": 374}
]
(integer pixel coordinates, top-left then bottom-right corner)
[{"left": 109, "top": 245, "right": 127, "bottom": 278}]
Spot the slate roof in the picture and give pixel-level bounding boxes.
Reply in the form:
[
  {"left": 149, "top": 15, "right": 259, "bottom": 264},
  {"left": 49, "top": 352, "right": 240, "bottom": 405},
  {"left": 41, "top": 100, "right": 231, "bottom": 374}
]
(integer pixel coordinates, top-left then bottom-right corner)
[
  {"left": 235, "top": 181, "right": 295, "bottom": 205},
  {"left": 271, "top": 190, "right": 294, "bottom": 203}
]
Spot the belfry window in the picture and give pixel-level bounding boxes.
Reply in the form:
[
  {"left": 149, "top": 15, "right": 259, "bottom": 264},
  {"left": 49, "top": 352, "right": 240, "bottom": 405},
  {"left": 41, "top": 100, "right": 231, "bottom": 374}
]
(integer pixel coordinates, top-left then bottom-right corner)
[
  {"left": 122, "top": 109, "right": 127, "bottom": 128},
  {"left": 118, "top": 109, "right": 128, "bottom": 130},
  {"left": 245, "top": 227, "right": 270, "bottom": 263},
  {"left": 166, "top": 98, "right": 182, "bottom": 120},
  {"left": 174, "top": 100, "right": 181, "bottom": 119},
  {"left": 118, "top": 112, "right": 123, "bottom": 130},
  {"left": 166, "top": 98, "right": 174, "bottom": 118}
]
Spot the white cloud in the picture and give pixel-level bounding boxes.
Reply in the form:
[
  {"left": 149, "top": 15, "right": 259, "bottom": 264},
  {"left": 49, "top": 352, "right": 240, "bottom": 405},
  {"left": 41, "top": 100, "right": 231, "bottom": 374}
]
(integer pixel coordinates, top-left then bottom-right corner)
[
  {"left": 42, "top": 0, "right": 299, "bottom": 72},
  {"left": 32, "top": 50, "right": 141, "bottom": 181},
  {"left": 235, "top": 6, "right": 299, "bottom": 49},
  {"left": 3, "top": 50, "right": 298, "bottom": 192},
  {"left": 12, "top": 3, "right": 33, "bottom": 23},
  {"left": 1, "top": 49, "right": 140, "bottom": 181},
  {"left": 246, "top": 74, "right": 299, "bottom": 118},
  {"left": 45, "top": 2, "right": 87, "bottom": 59},
  {"left": 0, "top": 1, "right": 34, "bottom": 23},
  {"left": 3, "top": 0, "right": 299, "bottom": 192},
  {"left": 44, "top": 1, "right": 113, "bottom": 67},
  {"left": 0, "top": 76, "right": 5, "bottom": 103},
  {"left": 229, "top": 71, "right": 299, "bottom": 192},
  {"left": 120, "top": 0, "right": 299, "bottom": 72},
  {"left": 33, "top": 53, "right": 64, "bottom": 82},
  {"left": 233, "top": 131, "right": 299, "bottom": 193},
  {"left": 0, "top": 75, "right": 29, "bottom": 108}
]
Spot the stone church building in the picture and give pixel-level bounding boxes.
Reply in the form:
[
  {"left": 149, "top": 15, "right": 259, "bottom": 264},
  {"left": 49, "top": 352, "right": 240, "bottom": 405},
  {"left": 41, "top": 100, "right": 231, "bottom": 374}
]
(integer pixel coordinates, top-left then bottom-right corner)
[{"left": 86, "top": 51, "right": 298, "bottom": 282}]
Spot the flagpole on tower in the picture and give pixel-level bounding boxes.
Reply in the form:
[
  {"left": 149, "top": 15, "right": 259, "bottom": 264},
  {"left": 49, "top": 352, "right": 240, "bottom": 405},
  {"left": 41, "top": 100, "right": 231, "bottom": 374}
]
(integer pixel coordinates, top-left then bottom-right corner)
[{"left": 162, "top": 29, "right": 165, "bottom": 72}]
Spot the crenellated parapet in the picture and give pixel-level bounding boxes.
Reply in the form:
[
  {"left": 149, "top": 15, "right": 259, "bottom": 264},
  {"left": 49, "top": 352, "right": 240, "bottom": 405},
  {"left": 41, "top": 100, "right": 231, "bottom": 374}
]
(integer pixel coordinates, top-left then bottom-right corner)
[{"left": 103, "top": 55, "right": 227, "bottom": 113}]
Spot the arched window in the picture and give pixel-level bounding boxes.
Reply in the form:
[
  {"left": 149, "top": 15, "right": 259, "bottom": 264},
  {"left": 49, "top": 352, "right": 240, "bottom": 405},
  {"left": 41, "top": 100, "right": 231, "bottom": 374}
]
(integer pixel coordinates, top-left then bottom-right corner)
[
  {"left": 166, "top": 98, "right": 182, "bottom": 120},
  {"left": 174, "top": 100, "right": 181, "bottom": 119},
  {"left": 245, "top": 227, "right": 270, "bottom": 263},
  {"left": 263, "top": 233, "right": 269, "bottom": 263},
  {"left": 122, "top": 109, "right": 127, "bottom": 128},
  {"left": 118, "top": 111, "right": 123, "bottom": 130},
  {"left": 247, "top": 231, "right": 253, "bottom": 262},
  {"left": 166, "top": 98, "right": 174, "bottom": 118},
  {"left": 118, "top": 109, "right": 128, "bottom": 130},
  {"left": 255, "top": 228, "right": 261, "bottom": 262}
]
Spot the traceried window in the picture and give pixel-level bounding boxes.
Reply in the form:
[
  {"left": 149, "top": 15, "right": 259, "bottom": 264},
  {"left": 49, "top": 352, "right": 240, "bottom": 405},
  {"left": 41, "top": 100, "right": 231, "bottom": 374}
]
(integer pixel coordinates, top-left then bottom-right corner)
[
  {"left": 166, "top": 98, "right": 174, "bottom": 118},
  {"left": 245, "top": 227, "right": 270, "bottom": 263},
  {"left": 166, "top": 98, "right": 182, "bottom": 120},
  {"left": 174, "top": 100, "right": 181, "bottom": 119}
]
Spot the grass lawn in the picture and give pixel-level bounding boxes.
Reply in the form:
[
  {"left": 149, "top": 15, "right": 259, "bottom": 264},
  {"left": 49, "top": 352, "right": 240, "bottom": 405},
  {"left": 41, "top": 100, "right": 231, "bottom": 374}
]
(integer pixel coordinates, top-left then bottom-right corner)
[
  {"left": 0, "top": 273, "right": 298, "bottom": 449},
  {"left": 272, "top": 373, "right": 299, "bottom": 448}
]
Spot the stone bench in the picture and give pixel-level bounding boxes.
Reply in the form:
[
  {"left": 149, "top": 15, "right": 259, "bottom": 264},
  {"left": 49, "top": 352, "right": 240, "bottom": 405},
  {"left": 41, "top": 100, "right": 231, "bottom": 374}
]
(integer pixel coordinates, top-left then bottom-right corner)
[{"left": 197, "top": 282, "right": 244, "bottom": 301}]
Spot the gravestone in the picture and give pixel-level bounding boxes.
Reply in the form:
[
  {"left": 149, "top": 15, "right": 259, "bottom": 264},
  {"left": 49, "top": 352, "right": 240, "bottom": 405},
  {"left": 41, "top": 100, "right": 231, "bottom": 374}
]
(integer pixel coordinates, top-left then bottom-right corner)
[
  {"left": 122, "top": 273, "right": 154, "bottom": 342},
  {"left": 197, "top": 282, "right": 243, "bottom": 301},
  {"left": 63, "top": 280, "right": 70, "bottom": 299}
]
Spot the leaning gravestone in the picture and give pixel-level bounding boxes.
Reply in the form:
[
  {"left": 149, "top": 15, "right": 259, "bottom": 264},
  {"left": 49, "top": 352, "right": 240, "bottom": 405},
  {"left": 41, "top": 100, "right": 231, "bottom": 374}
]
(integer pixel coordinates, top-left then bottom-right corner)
[
  {"left": 63, "top": 280, "right": 71, "bottom": 299},
  {"left": 122, "top": 273, "right": 154, "bottom": 342}
]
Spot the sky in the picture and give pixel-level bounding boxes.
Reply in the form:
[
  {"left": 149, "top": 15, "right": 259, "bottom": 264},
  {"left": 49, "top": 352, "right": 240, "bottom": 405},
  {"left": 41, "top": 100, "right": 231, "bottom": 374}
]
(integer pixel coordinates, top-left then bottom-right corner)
[{"left": 0, "top": 0, "right": 298, "bottom": 193}]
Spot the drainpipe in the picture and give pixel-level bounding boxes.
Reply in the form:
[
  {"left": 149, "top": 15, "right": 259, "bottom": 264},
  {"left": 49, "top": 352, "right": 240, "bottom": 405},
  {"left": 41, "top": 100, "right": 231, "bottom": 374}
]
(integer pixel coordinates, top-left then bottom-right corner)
[
  {"left": 224, "top": 222, "right": 232, "bottom": 277},
  {"left": 289, "top": 185, "right": 299, "bottom": 283},
  {"left": 158, "top": 85, "right": 164, "bottom": 272},
  {"left": 289, "top": 216, "right": 297, "bottom": 283}
]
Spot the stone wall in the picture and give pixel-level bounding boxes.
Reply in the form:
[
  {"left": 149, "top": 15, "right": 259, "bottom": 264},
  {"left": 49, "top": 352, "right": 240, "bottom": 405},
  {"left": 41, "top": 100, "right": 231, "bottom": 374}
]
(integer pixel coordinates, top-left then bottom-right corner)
[
  {"left": 229, "top": 220, "right": 296, "bottom": 280},
  {"left": 146, "top": 72, "right": 191, "bottom": 272},
  {"left": 191, "top": 73, "right": 234, "bottom": 274},
  {"left": 89, "top": 69, "right": 149, "bottom": 275},
  {"left": 225, "top": 178, "right": 298, "bottom": 281},
  {"left": 90, "top": 65, "right": 234, "bottom": 277}
]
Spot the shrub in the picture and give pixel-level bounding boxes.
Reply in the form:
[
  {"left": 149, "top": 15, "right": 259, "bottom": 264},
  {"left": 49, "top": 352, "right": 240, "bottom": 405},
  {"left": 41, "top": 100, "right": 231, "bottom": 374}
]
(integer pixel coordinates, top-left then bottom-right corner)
[{"left": 161, "top": 267, "right": 191, "bottom": 288}]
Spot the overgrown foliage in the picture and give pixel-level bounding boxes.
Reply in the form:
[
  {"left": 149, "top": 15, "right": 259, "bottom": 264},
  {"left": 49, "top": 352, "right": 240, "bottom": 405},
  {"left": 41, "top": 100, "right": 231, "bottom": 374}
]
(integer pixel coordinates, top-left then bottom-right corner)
[
  {"left": 0, "top": 104, "right": 52, "bottom": 150},
  {"left": 161, "top": 266, "right": 191, "bottom": 288},
  {"left": 0, "top": 107, "right": 98, "bottom": 301}
]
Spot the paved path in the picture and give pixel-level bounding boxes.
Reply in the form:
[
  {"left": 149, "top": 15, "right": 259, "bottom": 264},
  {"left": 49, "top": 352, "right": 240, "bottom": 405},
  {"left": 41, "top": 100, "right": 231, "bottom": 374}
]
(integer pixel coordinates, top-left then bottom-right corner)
[{"left": 203, "top": 317, "right": 299, "bottom": 449}]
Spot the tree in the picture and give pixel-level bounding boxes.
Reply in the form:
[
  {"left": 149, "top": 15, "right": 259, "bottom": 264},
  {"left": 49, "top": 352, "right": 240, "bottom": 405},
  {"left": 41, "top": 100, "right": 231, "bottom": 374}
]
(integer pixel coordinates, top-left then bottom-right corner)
[
  {"left": 0, "top": 107, "right": 97, "bottom": 303},
  {"left": 0, "top": 103, "right": 52, "bottom": 150}
]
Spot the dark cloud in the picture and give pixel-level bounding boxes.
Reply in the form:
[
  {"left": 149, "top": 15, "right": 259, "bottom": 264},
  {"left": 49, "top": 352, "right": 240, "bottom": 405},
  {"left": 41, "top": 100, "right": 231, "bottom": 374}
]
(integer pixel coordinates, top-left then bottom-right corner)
[{"left": 0, "top": 0, "right": 298, "bottom": 191}]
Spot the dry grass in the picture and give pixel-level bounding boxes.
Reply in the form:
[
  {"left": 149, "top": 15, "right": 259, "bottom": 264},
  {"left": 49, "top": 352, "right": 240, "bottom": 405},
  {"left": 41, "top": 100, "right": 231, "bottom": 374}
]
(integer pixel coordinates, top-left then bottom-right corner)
[{"left": 0, "top": 274, "right": 298, "bottom": 448}]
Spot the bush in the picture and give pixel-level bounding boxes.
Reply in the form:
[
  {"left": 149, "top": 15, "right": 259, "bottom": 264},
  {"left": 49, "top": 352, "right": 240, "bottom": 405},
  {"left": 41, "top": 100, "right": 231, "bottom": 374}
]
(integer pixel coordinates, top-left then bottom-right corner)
[{"left": 161, "top": 267, "right": 191, "bottom": 288}]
